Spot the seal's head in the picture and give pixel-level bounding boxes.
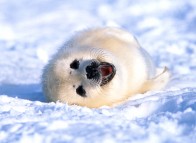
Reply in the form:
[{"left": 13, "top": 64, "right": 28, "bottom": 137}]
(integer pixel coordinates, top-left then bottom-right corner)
[
  {"left": 42, "top": 46, "right": 123, "bottom": 108},
  {"left": 68, "top": 57, "right": 116, "bottom": 97}
]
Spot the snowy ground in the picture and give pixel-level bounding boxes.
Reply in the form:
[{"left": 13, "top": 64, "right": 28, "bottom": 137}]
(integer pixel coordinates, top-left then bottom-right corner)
[{"left": 0, "top": 0, "right": 196, "bottom": 143}]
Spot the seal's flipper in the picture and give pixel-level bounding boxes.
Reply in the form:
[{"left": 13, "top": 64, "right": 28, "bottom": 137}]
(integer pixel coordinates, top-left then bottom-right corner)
[{"left": 142, "top": 67, "right": 170, "bottom": 92}]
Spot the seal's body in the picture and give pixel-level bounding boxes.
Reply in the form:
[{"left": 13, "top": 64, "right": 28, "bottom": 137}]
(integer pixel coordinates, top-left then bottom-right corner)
[{"left": 42, "top": 27, "right": 170, "bottom": 108}]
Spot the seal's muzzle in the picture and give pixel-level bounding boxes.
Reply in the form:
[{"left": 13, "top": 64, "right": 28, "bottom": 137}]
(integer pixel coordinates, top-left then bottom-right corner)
[{"left": 86, "top": 61, "right": 116, "bottom": 86}]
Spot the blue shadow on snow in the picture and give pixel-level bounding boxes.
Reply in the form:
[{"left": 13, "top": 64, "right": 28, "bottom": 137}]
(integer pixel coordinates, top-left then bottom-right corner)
[{"left": 0, "top": 84, "right": 46, "bottom": 102}]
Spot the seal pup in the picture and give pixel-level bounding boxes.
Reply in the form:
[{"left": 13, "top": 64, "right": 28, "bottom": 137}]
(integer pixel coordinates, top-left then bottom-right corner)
[{"left": 42, "top": 27, "right": 170, "bottom": 108}]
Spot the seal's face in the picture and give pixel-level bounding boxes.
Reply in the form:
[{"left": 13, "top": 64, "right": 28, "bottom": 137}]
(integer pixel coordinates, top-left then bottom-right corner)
[
  {"left": 46, "top": 48, "right": 119, "bottom": 107},
  {"left": 68, "top": 58, "right": 116, "bottom": 98}
]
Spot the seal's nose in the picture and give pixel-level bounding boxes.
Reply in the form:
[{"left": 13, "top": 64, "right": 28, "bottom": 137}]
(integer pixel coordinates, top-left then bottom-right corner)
[{"left": 86, "top": 62, "right": 99, "bottom": 79}]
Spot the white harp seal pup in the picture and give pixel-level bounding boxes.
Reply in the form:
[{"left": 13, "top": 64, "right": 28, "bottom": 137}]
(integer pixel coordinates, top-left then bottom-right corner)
[{"left": 42, "top": 27, "right": 170, "bottom": 108}]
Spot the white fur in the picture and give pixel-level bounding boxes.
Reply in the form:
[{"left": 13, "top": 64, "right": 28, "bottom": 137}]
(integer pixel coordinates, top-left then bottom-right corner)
[{"left": 42, "top": 27, "right": 170, "bottom": 108}]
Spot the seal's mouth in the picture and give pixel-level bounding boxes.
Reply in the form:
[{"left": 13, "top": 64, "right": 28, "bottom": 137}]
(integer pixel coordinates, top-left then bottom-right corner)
[
  {"left": 86, "top": 61, "right": 116, "bottom": 86},
  {"left": 98, "top": 62, "right": 116, "bottom": 86}
]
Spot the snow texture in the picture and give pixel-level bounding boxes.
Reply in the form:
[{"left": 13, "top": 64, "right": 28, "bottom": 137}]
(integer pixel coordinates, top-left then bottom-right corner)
[{"left": 0, "top": 0, "right": 196, "bottom": 143}]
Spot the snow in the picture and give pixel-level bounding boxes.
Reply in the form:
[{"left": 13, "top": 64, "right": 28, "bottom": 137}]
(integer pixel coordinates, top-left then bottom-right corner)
[{"left": 0, "top": 0, "right": 196, "bottom": 143}]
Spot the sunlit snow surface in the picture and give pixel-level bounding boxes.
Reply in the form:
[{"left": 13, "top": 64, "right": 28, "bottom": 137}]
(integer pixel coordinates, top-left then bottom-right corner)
[{"left": 0, "top": 0, "right": 196, "bottom": 143}]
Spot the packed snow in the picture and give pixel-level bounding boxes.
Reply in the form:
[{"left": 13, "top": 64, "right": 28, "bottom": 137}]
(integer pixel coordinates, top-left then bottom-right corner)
[{"left": 0, "top": 0, "right": 196, "bottom": 143}]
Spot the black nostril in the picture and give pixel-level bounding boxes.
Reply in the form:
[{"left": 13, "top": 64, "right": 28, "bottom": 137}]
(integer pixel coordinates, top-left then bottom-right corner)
[
  {"left": 86, "top": 66, "right": 91, "bottom": 73},
  {"left": 86, "top": 62, "right": 98, "bottom": 73},
  {"left": 86, "top": 62, "right": 99, "bottom": 79}
]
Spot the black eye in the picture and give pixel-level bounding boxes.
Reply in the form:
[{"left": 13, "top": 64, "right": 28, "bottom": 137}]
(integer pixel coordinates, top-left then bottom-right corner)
[
  {"left": 70, "top": 59, "right": 79, "bottom": 69},
  {"left": 76, "top": 85, "right": 86, "bottom": 97}
]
